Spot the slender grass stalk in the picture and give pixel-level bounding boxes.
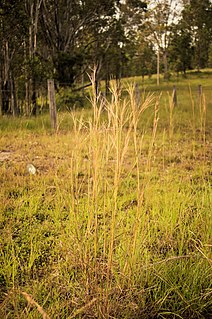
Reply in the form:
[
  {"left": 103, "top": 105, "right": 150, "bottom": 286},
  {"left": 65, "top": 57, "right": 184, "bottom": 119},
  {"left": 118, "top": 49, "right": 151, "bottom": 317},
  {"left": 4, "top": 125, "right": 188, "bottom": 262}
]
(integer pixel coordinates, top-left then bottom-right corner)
[
  {"left": 67, "top": 298, "right": 97, "bottom": 319},
  {"left": 105, "top": 82, "right": 128, "bottom": 315},
  {"left": 189, "top": 84, "right": 196, "bottom": 157},
  {"left": 168, "top": 91, "right": 174, "bottom": 141},
  {"left": 199, "top": 87, "right": 203, "bottom": 134},
  {"left": 146, "top": 96, "right": 160, "bottom": 172},
  {"left": 162, "top": 128, "right": 166, "bottom": 171},
  {"left": 202, "top": 94, "right": 207, "bottom": 164},
  {"left": 21, "top": 291, "right": 51, "bottom": 319},
  {"left": 123, "top": 85, "right": 156, "bottom": 277}
]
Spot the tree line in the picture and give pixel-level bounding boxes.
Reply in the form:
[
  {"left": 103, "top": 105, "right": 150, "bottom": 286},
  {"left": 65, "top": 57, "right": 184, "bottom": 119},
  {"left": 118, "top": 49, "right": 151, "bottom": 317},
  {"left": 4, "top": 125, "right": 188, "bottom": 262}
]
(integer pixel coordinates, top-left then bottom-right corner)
[{"left": 0, "top": 0, "right": 211, "bottom": 115}]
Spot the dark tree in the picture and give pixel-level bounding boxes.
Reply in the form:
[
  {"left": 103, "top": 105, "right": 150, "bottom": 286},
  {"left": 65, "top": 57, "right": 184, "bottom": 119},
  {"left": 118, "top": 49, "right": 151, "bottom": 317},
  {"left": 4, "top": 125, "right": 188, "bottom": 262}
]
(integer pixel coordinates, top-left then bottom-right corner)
[
  {"left": 168, "top": 22, "right": 194, "bottom": 76},
  {"left": 0, "top": 0, "right": 28, "bottom": 114},
  {"left": 39, "top": 0, "right": 120, "bottom": 86},
  {"left": 182, "top": 0, "right": 212, "bottom": 70}
]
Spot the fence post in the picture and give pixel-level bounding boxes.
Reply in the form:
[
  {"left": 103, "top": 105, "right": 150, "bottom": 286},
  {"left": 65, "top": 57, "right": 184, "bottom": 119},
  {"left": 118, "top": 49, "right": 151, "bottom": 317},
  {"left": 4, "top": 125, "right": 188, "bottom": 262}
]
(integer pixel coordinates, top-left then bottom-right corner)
[
  {"left": 135, "top": 83, "right": 140, "bottom": 106},
  {"left": 198, "top": 84, "right": 202, "bottom": 99},
  {"left": 0, "top": 80, "right": 2, "bottom": 116},
  {"left": 172, "top": 85, "right": 177, "bottom": 106},
  {"left": 47, "top": 79, "right": 57, "bottom": 131}
]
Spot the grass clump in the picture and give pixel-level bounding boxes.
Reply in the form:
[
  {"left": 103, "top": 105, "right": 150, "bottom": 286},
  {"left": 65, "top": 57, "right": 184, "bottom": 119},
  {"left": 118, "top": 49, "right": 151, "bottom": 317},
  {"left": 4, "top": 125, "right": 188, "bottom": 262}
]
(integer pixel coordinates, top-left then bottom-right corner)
[{"left": 0, "top": 78, "right": 211, "bottom": 318}]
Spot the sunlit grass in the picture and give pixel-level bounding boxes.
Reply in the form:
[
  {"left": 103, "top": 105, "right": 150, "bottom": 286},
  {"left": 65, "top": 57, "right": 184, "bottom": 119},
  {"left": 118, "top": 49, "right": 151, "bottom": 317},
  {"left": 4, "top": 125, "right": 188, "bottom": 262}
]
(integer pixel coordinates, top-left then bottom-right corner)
[{"left": 0, "top": 72, "right": 211, "bottom": 319}]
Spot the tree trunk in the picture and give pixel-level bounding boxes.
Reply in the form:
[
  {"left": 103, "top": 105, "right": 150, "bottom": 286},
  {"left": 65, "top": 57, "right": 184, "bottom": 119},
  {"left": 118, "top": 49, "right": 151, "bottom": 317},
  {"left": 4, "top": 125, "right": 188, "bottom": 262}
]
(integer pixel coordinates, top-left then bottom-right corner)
[
  {"left": 48, "top": 79, "right": 57, "bottom": 130},
  {"left": 157, "top": 49, "right": 160, "bottom": 86},
  {"left": 2, "top": 41, "right": 11, "bottom": 114},
  {"left": 81, "top": 70, "right": 85, "bottom": 98},
  {"left": 27, "top": 0, "right": 41, "bottom": 116},
  {"left": 25, "top": 80, "right": 31, "bottom": 116},
  {"left": 2, "top": 81, "right": 10, "bottom": 114},
  {"left": 31, "top": 77, "right": 37, "bottom": 116},
  {"left": 197, "top": 41, "right": 201, "bottom": 72},
  {"left": 115, "top": 57, "right": 122, "bottom": 94},
  {"left": 105, "top": 62, "right": 110, "bottom": 96},
  {"left": 163, "top": 50, "right": 169, "bottom": 80},
  {"left": 0, "top": 79, "right": 2, "bottom": 116},
  {"left": 95, "top": 80, "right": 99, "bottom": 98},
  {"left": 10, "top": 75, "right": 19, "bottom": 116}
]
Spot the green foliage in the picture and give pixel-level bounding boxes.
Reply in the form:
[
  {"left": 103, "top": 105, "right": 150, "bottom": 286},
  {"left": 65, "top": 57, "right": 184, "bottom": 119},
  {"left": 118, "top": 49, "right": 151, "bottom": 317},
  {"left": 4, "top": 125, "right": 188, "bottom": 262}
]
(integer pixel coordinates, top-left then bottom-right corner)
[
  {"left": 1, "top": 0, "right": 212, "bottom": 116},
  {"left": 182, "top": 0, "right": 212, "bottom": 69},
  {"left": 169, "top": 23, "right": 194, "bottom": 74},
  {"left": 55, "top": 52, "right": 84, "bottom": 85},
  {"left": 56, "top": 87, "right": 87, "bottom": 110},
  {"left": 208, "top": 43, "right": 212, "bottom": 67},
  {"left": 126, "top": 0, "right": 147, "bottom": 11}
]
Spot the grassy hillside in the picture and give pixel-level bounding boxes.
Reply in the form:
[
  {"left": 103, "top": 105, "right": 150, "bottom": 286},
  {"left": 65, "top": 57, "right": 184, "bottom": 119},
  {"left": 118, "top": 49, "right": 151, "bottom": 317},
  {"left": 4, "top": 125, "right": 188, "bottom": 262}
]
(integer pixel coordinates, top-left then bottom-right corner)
[{"left": 0, "top": 71, "right": 211, "bottom": 319}]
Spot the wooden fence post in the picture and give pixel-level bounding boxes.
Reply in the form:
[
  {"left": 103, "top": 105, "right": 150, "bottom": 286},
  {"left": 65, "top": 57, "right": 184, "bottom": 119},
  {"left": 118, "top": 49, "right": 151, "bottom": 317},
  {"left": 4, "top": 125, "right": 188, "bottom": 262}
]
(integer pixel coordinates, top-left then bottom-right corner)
[
  {"left": 47, "top": 79, "right": 57, "bottom": 131},
  {"left": 172, "top": 85, "right": 177, "bottom": 106},
  {"left": 198, "top": 84, "right": 202, "bottom": 99},
  {"left": 0, "top": 80, "right": 2, "bottom": 116},
  {"left": 135, "top": 83, "right": 140, "bottom": 106}
]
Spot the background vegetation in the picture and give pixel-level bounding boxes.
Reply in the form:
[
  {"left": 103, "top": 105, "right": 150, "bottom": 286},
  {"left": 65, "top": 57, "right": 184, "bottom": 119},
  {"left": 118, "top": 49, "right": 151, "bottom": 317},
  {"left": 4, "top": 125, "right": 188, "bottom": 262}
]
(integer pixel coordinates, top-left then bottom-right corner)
[{"left": 0, "top": 0, "right": 212, "bottom": 115}]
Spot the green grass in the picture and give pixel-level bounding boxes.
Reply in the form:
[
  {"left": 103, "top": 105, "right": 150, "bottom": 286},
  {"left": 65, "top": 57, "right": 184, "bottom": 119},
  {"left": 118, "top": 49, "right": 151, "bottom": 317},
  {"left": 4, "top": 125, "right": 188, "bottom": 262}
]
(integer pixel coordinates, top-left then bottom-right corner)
[{"left": 0, "top": 71, "right": 211, "bottom": 319}]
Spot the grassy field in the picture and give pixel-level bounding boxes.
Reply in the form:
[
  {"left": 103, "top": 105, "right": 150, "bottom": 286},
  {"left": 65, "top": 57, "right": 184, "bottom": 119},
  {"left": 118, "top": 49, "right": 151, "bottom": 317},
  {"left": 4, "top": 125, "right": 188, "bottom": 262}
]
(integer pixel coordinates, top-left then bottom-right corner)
[{"left": 0, "top": 71, "right": 212, "bottom": 319}]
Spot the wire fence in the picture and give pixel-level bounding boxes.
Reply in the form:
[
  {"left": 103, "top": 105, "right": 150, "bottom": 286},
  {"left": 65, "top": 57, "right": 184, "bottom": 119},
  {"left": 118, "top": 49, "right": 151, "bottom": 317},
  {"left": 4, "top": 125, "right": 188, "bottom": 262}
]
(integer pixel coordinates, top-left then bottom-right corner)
[
  {"left": 0, "top": 79, "right": 211, "bottom": 116},
  {"left": 1, "top": 84, "right": 211, "bottom": 96}
]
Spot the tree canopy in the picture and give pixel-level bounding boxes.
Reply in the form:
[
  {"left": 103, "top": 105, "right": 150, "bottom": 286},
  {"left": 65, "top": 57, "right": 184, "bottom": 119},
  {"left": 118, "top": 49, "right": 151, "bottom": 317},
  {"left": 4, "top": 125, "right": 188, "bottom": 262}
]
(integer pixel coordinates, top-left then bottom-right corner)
[{"left": 0, "top": 0, "right": 211, "bottom": 114}]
